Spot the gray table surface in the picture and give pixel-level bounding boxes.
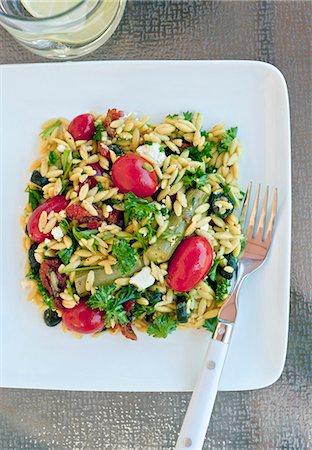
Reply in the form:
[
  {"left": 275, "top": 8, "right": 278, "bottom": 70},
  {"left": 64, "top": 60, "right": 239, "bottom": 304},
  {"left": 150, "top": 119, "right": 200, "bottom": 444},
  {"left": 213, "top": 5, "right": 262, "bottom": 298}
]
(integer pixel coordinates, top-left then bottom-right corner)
[{"left": 1, "top": 1, "right": 311, "bottom": 449}]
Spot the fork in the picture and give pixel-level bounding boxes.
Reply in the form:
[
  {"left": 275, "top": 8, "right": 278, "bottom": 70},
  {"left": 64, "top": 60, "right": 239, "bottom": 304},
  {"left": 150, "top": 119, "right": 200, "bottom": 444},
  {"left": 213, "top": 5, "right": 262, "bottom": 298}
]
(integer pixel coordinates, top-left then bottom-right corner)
[{"left": 175, "top": 183, "right": 278, "bottom": 450}]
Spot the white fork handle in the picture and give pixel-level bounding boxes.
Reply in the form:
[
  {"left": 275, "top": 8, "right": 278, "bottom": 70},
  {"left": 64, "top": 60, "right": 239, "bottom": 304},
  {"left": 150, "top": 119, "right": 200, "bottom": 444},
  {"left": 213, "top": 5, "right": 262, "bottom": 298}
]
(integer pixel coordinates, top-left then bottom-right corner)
[{"left": 175, "top": 339, "right": 229, "bottom": 450}]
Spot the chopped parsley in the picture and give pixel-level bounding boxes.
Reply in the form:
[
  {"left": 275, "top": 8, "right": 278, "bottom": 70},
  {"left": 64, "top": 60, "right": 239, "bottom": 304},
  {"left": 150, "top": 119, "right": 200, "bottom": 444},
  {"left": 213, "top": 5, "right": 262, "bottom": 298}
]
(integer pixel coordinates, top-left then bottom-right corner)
[
  {"left": 87, "top": 284, "right": 127, "bottom": 326},
  {"left": 27, "top": 269, "right": 54, "bottom": 310},
  {"left": 110, "top": 145, "right": 124, "bottom": 156},
  {"left": 188, "top": 142, "right": 214, "bottom": 161},
  {"left": 147, "top": 314, "right": 177, "bottom": 338},
  {"left": 40, "top": 120, "right": 62, "bottom": 139},
  {"left": 97, "top": 182, "right": 105, "bottom": 191},
  {"left": 117, "top": 284, "right": 141, "bottom": 304},
  {"left": 112, "top": 239, "right": 138, "bottom": 275},
  {"left": 57, "top": 231, "right": 76, "bottom": 265},
  {"left": 48, "top": 150, "right": 58, "bottom": 165},
  {"left": 124, "top": 192, "right": 157, "bottom": 221},
  {"left": 182, "top": 168, "right": 209, "bottom": 189},
  {"left": 215, "top": 279, "right": 231, "bottom": 303},
  {"left": 183, "top": 111, "right": 193, "bottom": 121},
  {"left": 203, "top": 317, "right": 218, "bottom": 334},
  {"left": 93, "top": 122, "right": 104, "bottom": 141},
  {"left": 132, "top": 290, "right": 162, "bottom": 318},
  {"left": 217, "top": 127, "right": 238, "bottom": 152},
  {"left": 166, "top": 113, "right": 179, "bottom": 119},
  {"left": 26, "top": 187, "right": 43, "bottom": 210},
  {"left": 87, "top": 284, "right": 140, "bottom": 326}
]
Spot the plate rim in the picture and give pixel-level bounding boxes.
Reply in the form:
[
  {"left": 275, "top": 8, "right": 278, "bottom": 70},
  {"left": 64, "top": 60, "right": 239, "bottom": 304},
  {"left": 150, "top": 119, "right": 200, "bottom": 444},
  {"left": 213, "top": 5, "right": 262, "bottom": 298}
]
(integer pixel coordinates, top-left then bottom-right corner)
[{"left": 0, "top": 59, "right": 291, "bottom": 392}]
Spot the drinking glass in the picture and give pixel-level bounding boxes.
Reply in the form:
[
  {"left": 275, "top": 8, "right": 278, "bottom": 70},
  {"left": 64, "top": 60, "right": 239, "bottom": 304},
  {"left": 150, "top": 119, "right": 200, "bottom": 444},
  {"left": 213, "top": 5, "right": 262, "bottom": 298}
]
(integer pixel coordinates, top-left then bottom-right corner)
[{"left": 0, "top": 0, "right": 127, "bottom": 59}]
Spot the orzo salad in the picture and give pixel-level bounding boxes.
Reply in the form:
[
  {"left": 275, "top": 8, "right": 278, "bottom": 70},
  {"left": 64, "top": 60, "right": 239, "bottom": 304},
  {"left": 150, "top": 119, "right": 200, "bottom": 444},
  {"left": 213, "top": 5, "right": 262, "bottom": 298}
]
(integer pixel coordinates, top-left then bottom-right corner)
[{"left": 21, "top": 109, "right": 245, "bottom": 340}]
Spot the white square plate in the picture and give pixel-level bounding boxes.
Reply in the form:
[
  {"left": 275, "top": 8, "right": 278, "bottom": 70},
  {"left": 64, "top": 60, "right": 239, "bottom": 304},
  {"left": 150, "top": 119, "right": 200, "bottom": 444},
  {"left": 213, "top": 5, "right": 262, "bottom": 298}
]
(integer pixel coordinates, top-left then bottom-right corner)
[{"left": 0, "top": 61, "right": 291, "bottom": 391}]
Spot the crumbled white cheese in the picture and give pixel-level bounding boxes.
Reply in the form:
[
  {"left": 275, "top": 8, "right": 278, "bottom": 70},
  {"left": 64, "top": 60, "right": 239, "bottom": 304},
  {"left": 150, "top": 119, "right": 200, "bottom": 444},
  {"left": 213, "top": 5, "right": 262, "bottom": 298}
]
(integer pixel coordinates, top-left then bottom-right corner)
[
  {"left": 57, "top": 144, "right": 65, "bottom": 152},
  {"left": 106, "top": 205, "right": 113, "bottom": 213},
  {"left": 129, "top": 267, "right": 155, "bottom": 291},
  {"left": 136, "top": 143, "right": 166, "bottom": 167},
  {"left": 51, "top": 226, "right": 64, "bottom": 241},
  {"left": 200, "top": 223, "right": 209, "bottom": 232}
]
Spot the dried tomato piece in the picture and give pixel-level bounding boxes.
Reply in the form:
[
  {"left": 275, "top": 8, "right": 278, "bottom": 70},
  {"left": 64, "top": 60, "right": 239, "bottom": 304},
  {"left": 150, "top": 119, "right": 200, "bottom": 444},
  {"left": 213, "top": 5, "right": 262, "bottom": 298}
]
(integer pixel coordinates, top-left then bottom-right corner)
[
  {"left": 106, "top": 209, "right": 124, "bottom": 228},
  {"left": 104, "top": 108, "right": 124, "bottom": 138},
  {"left": 123, "top": 300, "right": 135, "bottom": 314},
  {"left": 66, "top": 203, "right": 92, "bottom": 222},
  {"left": 66, "top": 203, "right": 104, "bottom": 229},
  {"left": 119, "top": 322, "right": 137, "bottom": 341},
  {"left": 79, "top": 162, "right": 104, "bottom": 190},
  {"left": 98, "top": 142, "right": 110, "bottom": 159},
  {"left": 53, "top": 296, "right": 65, "bottom": 313},
  {"left": 39, "top": 259, "right": 67, "bottom": 298},
  {"left": 180, "top": 141, "right": 193, "bottom": 150}
]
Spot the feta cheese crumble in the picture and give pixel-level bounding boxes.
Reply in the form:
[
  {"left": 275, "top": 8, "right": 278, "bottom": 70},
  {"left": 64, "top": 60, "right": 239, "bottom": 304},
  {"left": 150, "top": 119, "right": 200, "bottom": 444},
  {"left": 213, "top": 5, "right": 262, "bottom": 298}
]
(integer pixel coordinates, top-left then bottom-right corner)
[
  {"left": 136, "top": 142, "right": 166, "bottom": 167},
  {"left": 51, "top": 226, "right": 64, "bottom": 241},
  {"left": 129, "top": 267, "right": 155, "bottom": 290}
]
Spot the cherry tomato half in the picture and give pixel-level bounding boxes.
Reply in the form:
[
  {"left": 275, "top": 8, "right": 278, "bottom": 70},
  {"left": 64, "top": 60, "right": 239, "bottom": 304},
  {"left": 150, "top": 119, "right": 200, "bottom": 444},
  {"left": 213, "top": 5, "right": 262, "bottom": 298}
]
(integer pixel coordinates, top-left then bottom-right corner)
[
  {"left": 27, "top": 195, "right": 69, "bottom": 243},
  {"left": 167, "top": 236, "right": 214, "bottom": 292},
  {"left": 68, "top": 114, "right": 95, "bottom": 141},
  {"left": 111, "top": 154, "right": 158, "bottom": 198},
  {"left": 62, "top": 301, "right": 105, "bottom": 334}
]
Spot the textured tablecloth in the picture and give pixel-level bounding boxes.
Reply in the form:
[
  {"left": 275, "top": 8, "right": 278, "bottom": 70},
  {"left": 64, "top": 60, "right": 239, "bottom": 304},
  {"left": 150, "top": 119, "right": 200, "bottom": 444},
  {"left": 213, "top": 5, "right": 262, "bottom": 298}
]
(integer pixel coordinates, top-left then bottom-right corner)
[{"left": 1, "top": 1, "right": 311, "bottom": 449}]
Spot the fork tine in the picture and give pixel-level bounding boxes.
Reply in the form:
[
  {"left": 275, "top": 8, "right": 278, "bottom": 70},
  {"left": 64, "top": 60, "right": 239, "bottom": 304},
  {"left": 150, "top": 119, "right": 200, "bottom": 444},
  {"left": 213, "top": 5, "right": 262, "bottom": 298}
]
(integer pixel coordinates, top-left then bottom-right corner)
[
  {"left": 247, "top": 184, "right": 260, "bottom": 238},
  {"left": 239, "top": 182, "right": 252, "bottom": 230},
  {"left": 264, "top": 188, "right": 278, "bottom": 247},
  {"left": 255, "top": 185, "right": 269, "bottom": 240}
]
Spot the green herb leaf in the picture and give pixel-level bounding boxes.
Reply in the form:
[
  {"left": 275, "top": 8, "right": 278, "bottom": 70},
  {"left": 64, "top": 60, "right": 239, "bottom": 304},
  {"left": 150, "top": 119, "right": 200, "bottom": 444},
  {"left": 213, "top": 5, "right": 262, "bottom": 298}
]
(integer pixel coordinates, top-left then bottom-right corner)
[
  {"left": 59, "top": 219, "right": 70, "bottom": 235},
  {"left": 183, "top": 111, "right": 193, "bottom": 121},
  {"left": 182, "top": 168, "right": 209, "bottom": 189},
  {"left": 166, "top": 114, "right": 179, "bottom": 119},
  {"left": 203, "top": 317, "right": 218, "bottom": 333},
  {"left": 206, "top": 165, "right": 217, "bottom": 174},
  {"left": 48, "top": 150, "right": 58, "bottom": 165},
  {"left": 117, "top": 284, "right": 141, "bottom": 303},
  {"left": 93, "top": 122, "right": 104, "bottom": 141},
  {"left": 208, "top": 258, "right": 220, "bottom": 282},
  {"left": 87, "top": 284, "right": 128, "bottom": 326},
  {"left": 72, "top": 225, "right": 98, "bottom": 242},
  {"left": 40, "top": 120, "right": 62, "bottom": 139},
  {"left": 132, "top": 289, "right": 162, "bottom": 318},
  {"left": 27, "top": 269, "right": 54, "bottom": 310},
  {"left": 124, "top": 192, "right": 157, "bottom": 221},
  {"left": 188, "top": 142, "right": 214, "bottom": 161},
  {"left": 112, "top": 239, "right": 138, "bottom": 275},
  {"left": 110, "top": 145, "right": 124, "bottom": 156},
  {"left": 147, "top": 314, "right": 177, "bottom": 338},
  {"left": 217, "top": 127, "right": 238, "bottom": 153},
  {"left": 97, "top": 182, "right": 105, "bottom": 191},
  {"left": 215, "top": 279, "right": 231, "bottom": 303},
  {"left": 58, "top": 247, "right": 74, "bottom": 266},
  {"left": 26, "top": 187, "right": 43, "bottom": 210}
]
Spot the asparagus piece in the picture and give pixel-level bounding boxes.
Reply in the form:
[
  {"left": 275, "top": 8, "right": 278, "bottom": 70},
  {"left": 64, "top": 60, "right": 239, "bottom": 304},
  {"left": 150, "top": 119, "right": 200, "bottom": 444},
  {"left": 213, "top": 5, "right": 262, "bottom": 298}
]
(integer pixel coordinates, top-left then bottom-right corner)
[
  {"left": 146, "top": 189, "right": 209, "bottom": 262},
  {"left": 75, "top": 259, "right": 143, "bottom": 296}
]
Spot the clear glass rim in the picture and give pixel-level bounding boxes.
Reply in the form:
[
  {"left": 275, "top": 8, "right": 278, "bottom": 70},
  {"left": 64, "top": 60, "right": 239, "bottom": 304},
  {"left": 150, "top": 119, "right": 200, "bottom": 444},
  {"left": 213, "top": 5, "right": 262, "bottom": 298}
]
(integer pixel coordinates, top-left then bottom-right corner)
[{"left": 0, "top": 0, "right": 86, "bottom": 22}]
